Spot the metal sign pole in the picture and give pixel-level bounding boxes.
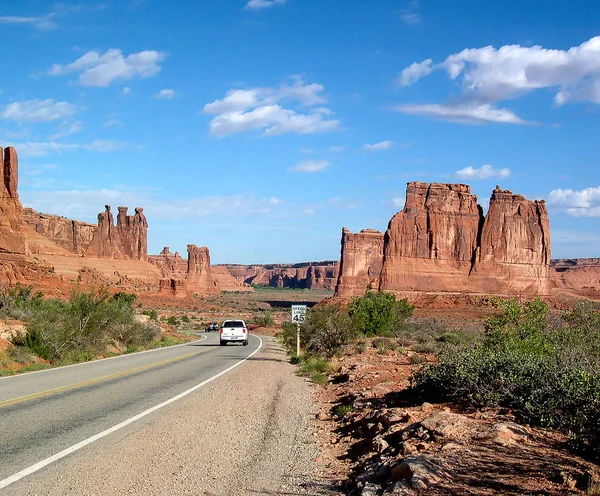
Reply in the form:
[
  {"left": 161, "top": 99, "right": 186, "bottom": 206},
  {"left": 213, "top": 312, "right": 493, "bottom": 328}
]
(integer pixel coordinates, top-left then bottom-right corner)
[{"left": 296, "top": 322, "right": 300, "bottom": 357}]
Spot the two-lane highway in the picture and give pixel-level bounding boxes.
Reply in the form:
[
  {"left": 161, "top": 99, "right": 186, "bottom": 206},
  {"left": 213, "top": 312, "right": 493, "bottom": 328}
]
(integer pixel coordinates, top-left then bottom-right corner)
[{"left": 0, "top": 332, "right": 262, "bottom": 490}]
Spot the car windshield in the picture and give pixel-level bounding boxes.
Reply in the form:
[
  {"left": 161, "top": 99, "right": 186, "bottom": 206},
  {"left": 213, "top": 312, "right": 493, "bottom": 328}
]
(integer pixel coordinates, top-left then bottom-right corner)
[{"left": 224, "top": 321, "right": 244, "bottom": 327}]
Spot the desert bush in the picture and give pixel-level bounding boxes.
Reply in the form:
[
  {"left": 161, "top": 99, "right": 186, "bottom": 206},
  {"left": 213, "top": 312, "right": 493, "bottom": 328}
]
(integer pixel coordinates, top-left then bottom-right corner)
[
  {"left": 181, "top": 315, "right": 190, "bottom": 323},
  {"left": 166, "top": 316, "right": 179, "bottom": 326},
  {"left": 8, "top": 345, "right": 36, "bottom": 364},
  {"left": 353, "top": 339, "right": 367, "bottom": 354},
  {"left": 311, "top": 372, "right": 328, "bottom": 385},
  {"left": 142, "top": 309, "right": 159, "bottom": 321},
  {"left": 326, "top": 356, "right": 343, "bottom": 374},
  {"left": 372, "top": 337, "right": 397, "bottom": 354},
  {"left": 7, "top": 288, "right": 161, "bottom": 363},
  {"left": 299, "top": 356, "right": 329, "bottom": 376},
  {"left": 412, "top": 299, "right": 600, "bottom": 458},
  {"left": 349, "top": 291, "right": 414, "bottom": 337},
  {"left": 333, "top": 404, "right": 353, "bottom": 417},
  {"left": 254, "top": 311, "right": 274, "bottom": 328},
  {"left": 300, "top": 305, "right": 358, "bottom": 358}
]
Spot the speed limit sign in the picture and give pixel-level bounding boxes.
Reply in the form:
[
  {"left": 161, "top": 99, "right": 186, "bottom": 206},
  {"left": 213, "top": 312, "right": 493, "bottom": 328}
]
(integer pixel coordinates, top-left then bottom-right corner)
[{"left": 291, "top": 305, "right": 307, "bottom": 323}]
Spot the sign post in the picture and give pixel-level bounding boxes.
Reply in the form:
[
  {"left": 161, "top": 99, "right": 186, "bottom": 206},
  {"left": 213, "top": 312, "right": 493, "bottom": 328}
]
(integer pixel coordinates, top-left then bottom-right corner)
[{"left": 291, "top": 305, "right": 307, "bottom": 356}]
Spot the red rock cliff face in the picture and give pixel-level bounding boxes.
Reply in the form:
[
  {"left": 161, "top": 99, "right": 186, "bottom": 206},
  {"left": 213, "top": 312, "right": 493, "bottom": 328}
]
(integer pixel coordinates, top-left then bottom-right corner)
[
  {"left": 379, "top": 182, "right": 482, "bottom": 293},
  {"left": 470, "top": 186, "right": 550, "bottom": 294},
  {"left": 336, "top": 182, "right": 551, "bottom": 297},
  {"left": 335, "top": 228, "right": 385, "bottom": 298},
  {"left": 0, "top": 147, "right": 27, "bottom": 254},
  {"left": 187, "top": 244, "right": 218, "bottom": 294},
  {"left": 148, "top": 247, "right": 188, "bottom": 279},
  {"left": 24, "top": 208, "right": 96, "bottom": 255}
]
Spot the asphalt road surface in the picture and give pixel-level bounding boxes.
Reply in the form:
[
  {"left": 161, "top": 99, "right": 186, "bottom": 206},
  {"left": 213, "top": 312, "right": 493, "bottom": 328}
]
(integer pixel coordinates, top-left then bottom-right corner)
[{"left": 0, "top": 333, "right": 337, "bottom": 495}]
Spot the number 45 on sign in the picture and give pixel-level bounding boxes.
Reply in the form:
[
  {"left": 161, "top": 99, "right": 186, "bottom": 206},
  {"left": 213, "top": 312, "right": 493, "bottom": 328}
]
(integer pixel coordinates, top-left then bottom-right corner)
[{"left": 291, "top": 305, "right": 307, "bottom": 323}]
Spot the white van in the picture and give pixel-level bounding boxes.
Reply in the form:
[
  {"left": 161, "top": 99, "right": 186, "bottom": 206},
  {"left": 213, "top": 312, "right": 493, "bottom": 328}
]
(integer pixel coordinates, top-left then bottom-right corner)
[{"left": 220, "top": 319, "right": 249, "bottom": 346}]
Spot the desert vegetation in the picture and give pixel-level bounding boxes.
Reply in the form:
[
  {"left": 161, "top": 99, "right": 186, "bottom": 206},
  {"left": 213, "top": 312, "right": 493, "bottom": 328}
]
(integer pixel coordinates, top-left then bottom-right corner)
[
  {"left": 0, "top": 284, "right": 185, "bottom": 374},
  {"left": 412, "top": 298, "right": 600, "bottom": 459},
  {"left": 280, "top": 292, "right": 600, "bottom": 462}
]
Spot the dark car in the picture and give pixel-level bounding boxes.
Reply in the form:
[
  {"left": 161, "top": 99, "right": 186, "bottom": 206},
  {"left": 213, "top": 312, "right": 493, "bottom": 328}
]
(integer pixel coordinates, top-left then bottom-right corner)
[{"left": 206, "top": 322, "right": 220, "bottom": 332}]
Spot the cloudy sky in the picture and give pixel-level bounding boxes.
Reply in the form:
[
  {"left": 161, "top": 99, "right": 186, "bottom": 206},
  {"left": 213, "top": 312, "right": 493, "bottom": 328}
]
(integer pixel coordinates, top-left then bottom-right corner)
[{"left": 1, "top": 0, "right": 599, "bottom": 263}]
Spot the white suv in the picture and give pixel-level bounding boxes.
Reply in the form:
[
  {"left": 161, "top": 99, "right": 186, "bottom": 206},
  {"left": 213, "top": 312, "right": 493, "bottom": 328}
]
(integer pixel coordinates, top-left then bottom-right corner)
[{"left": 220, "top": 319, "right": 249, "bottom": 346}]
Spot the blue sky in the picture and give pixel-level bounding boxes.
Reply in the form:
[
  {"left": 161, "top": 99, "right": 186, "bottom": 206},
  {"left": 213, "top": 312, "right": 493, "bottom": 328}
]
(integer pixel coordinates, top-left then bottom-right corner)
[{"left": 1, "top": 0, "right": 599, "bottom": 264}]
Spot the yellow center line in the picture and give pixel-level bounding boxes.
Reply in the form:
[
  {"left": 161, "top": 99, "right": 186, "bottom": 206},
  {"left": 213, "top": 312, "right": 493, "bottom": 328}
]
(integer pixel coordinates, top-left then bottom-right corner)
[{"left": 0, "top": 347, "right": 211, "bottom": 409}]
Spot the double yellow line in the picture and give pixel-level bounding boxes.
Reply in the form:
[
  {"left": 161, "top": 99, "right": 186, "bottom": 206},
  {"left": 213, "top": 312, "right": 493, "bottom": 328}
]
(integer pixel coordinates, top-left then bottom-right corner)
[{"left": 0, "top": 348, "right": 209, "bottom": 409}]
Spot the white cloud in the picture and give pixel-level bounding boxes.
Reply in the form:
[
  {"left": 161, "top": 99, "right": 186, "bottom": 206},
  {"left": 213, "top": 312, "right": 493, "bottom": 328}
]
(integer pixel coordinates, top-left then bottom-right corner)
[
  {"left": 49, "top": 121, "right": 85, "bottom": 140},
  {"left": 0, "top": 15, "right": 57, "bottom": 30},
  {"left": 455, "top": 164, "right": 511, "bottom": 180},
  {"left": 394, "top": 102, "right": 530, "bottom": 125},
  {"left": 49, "top": 49, "right": 167, "bottom": 87},
  {"left": 391, "top": 197, "right": 406, "bottom": 208},
  {"left": 548, "top": 186, "right": 600, "bottom": 217},
  {"left": 363, "top": 140, "right": 394, "bottom": 151},
  {"left": 291, "top": 160, "right": 330, "bottom": 173},
  {"left": 9, "top": 140, "right": 127, "bottom": 158},
  {"left": 400, "top": 12, "right": 420, "bottom": 25},
  {"left": 22, "top": 188, "right": 285, "bottom": 222},
  {"left": 155, "top": 88, "right": 175, "bottom": 100},
  {"left": 203, "top": 77, "right": 339, "bottom": 137},
  {"left": 121, "top": 87, "right": 131, "bottom": 95},
  {"left": 245, "top": 0, "right": 285, "bottom": 10},
  {"left": 1, "top": 99, "right": 77, "bottom": 123},
  {"left": 397, "top": 60, "right": 433, "bottom": 86},
  {"left": 103, "top": 119, "right": 123, "bottom": 128},
  {"left": 399, "top": 36, "right": 600, "bottom": 105}
]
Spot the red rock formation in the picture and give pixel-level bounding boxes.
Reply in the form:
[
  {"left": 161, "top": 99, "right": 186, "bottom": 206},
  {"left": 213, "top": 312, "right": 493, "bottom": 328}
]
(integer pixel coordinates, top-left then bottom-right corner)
[
  {"left": 84, "top": 205, "right": 148, "bottom": 261},
  {"left": 221, "top": 261, "right": 339, "bottom": 289},
  {"left": 148, "top": 247, "right": 188, "bottom": 279},
  {"left": 211, "top": 265, "right": 253, "bottom": 292},
  {"left": 470, "top": 187, "right": 550, "bottom": 294},
  {"left": 24, "top": 208, "right": 96, "bottom": 255},
  {"left": 187, "top": 244, "right": 218, "bottom": 294},
  {"left": 379, "top": 183, "right": 482, "bottom": 294},
  {"left": 116, "top": 206, "right": 148, "bottom": 261},
  {"left": 549, "top": 258, "right": 600, "bottom": 298},
  {"left": 335, "top": 228, "right": 385, "bottom": 298},
  {"left": 0, "top": 147, "right": 27, "bottom": 254},
  {"left": 337, "top": 182, "right": 552, "bottom": 298},
  {"left": 85, "top": 205, "right": 124, "bottom": 259},
  {"left": 159, "top": 278, "right": 187, "bottom": 297}
]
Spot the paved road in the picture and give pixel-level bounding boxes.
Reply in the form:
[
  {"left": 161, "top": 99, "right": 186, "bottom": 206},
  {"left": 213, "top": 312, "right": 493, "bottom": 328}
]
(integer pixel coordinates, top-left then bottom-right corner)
[{"left": 0, "top": 332, "right": 263, "bottom": 490}]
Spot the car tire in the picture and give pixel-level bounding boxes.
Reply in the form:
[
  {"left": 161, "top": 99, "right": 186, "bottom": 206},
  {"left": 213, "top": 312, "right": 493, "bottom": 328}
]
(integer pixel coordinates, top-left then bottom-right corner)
[
  {"left": 220, "top": 341, "right": 226, "bottom": 346},
  {"left": 243, "top": 340, "right": 248, "bottom": 346}
]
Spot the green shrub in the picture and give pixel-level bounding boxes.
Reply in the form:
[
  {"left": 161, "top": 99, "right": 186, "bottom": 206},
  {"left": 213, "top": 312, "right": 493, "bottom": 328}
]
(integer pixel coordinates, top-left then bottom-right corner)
[
  {"left": 333, "top": 404, "right": 353, "bottom": 417},
  {"left": 300, "top": 305, "right": 358, "bottom": 358},
  {"left": 349, "top": 291, "right": 414, "bottom": 337},
  {"left": 254, "top": 311, "right": 274, "bottom": 328},
  {"left": 353, "top": 339, "right": 367, "bottom": 354},
  {"left": 372, "top": 337, "right": 397, "bottom": 354},
  {"left": 299, "top": 356, "right": 328, "bottom": 376},
  {"left": 142, "top": 309, "right": 159, "bottom": 321},
  {"left": 181, "top": 315, "right": 190, "bottom": 323},
  {"left": 312, "top": 372, "right": 327, "bottom": 385},
  {"left": 411, "top": 299, "right": 600, "bottom": 458},
  {"left": 166, "top": 316, "right": 179, "bottom": 326}
]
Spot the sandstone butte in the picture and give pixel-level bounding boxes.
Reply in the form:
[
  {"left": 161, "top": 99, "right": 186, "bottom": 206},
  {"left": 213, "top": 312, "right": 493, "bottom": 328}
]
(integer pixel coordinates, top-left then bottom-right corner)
[
  {"left": 335, "top": 181, "right": 557, "bottom": 298},
  {"left": 0, "top": 145, "right": 246, "bottom": 296}
]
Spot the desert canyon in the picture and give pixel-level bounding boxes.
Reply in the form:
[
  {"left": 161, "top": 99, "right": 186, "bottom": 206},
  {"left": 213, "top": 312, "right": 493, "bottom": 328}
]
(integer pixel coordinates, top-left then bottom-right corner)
[{"left": 0, "top": 146, "right": 598, "bottom": 302}]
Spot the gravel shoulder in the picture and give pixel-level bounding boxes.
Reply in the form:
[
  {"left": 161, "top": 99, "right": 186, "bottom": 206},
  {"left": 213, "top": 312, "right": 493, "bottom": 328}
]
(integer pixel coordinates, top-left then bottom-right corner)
[{"left": 6, "top": 336, "right": 340, "bottom": 496}]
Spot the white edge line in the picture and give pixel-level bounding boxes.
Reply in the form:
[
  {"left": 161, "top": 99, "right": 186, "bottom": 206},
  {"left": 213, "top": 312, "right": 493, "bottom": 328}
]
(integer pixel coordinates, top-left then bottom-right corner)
[
  {"left": 0, "top": 335, "right": 263, "bottom": 490},
  {"left": 0, "top": 334, "right": 208, "bottom": 381}
]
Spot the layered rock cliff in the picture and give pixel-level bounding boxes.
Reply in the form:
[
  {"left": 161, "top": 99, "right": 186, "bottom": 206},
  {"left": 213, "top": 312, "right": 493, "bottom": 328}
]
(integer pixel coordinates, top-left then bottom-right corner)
[
  {"left": 24, "top": 208, "right": 96, "bottom": 255},
  {"left": 222, "top": 261, "right": 338, "bottom": 290},
  {"left": 335, "top": 229, "right": 384, "bottom": 298},
  {"left": 0, "top": 147, "right": 27, "bottom": 255},
  {"left": 337, "top": 182, "right": 551, "bottom": 297},
  {"left": 187, "top": 244, "right": 218, "bottom": 294},
  {"left": 148, "top": 247, "right": 188, "bottom": 279}
]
